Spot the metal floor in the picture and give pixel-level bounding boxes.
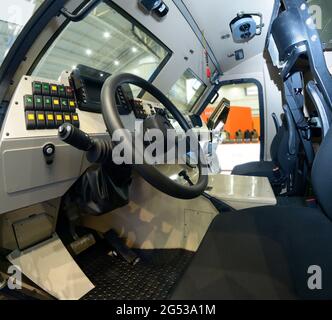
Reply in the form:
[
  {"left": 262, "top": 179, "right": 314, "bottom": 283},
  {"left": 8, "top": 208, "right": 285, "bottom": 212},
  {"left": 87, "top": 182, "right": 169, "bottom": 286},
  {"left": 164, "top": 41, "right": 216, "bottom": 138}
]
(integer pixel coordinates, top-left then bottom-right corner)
[{"left": 76, "top": 242, "right": 194, "bottom": 300}]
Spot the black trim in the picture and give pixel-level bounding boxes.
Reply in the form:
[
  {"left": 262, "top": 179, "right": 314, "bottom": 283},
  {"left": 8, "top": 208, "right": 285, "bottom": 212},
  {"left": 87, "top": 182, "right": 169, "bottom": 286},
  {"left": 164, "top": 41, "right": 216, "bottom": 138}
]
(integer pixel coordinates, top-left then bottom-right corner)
[
  {"left": 198, "top": 78, "right": 265, "bottom": 161},
  {"left": 0, "top": 0, "right": 65, "bottom": 105},
  {"left": 265, "top": 0, "right": 281, "bottom": 49}
]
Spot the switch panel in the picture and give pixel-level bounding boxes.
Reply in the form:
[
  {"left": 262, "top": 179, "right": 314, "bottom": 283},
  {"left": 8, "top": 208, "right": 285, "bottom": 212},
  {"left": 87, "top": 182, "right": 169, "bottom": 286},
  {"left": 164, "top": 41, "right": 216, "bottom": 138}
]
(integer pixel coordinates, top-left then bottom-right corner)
[{"left": 24, "top": 80, "right": 79, "bottom": 130}]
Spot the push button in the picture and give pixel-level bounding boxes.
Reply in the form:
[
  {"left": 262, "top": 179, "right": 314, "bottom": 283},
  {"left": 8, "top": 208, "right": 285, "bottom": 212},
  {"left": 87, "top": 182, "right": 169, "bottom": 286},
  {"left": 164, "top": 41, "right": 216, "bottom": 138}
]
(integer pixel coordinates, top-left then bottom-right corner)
[
  {"left": 45, "top": 112, "right": 55, "bottom": 129},
  {"left": 32, "top": 81, "right": 42, "bottom": 95},
  {"left": 68, "top": 99, "right": 77, "bottom": 112},
  {"left": 60, "top": 99, "right": 69, "bottom": 112},
  {"left": 24, "top": 95, "right": 34, "bottom": 110},
  {"left": 58, "top": 85, "right": 66, "bottom": 98},
  {"left": 52, "top": 97, "right": 61, "bottom": 111},
  {"left": 43, "top": 96, "right": 52, "bottom": 111},
  {"left": 65, "top": 86, "right": 74, "bottom": 98},
  {"left": 50, "top": 84, "right": 58, "bottom": 96},
  {"left": 34, "top": 95, "right": 43, "bottom": 111},
  {"left": 55, "top": 112, "right": 64, "bottom": 127},
  {"left": 63, "top": 113, "right": 72, "bottom": 123},
  {"left": 71, "top": 113, "right": 80, "bottom": 128},
  {"left": 25, "top": 111, "right": 36, "bottom": 130},
  {"left": 36, "top": 112, "right": 46, "bottom": 129},
  {"left": 42, "top": 82, "right": 50, "bottom": 95}
]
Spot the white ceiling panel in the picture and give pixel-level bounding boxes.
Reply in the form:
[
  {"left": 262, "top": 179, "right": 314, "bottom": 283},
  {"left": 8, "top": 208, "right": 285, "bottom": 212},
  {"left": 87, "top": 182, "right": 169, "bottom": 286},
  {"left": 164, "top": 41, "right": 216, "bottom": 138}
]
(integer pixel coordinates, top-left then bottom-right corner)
[{"left": 181, "top": 0, "right": 275, "bottom": 72}]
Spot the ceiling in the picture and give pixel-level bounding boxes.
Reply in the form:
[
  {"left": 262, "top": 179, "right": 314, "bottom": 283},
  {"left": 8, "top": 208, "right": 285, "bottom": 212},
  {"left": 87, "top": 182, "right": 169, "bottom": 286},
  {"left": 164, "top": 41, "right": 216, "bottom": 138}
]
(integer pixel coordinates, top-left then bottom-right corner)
[{"left": 181, "top": 0, "right": 276, "bottom": 72}]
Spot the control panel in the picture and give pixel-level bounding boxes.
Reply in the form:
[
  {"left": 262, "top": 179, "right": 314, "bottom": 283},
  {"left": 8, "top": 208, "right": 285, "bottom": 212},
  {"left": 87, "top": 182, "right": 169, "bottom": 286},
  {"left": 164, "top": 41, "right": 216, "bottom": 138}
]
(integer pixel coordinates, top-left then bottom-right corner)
[
  {"left": 23, "top": 80, "right": 79, "bottom": 130},
  {"left": 132, "top": 99, "right": 170, "bottom": 120}
]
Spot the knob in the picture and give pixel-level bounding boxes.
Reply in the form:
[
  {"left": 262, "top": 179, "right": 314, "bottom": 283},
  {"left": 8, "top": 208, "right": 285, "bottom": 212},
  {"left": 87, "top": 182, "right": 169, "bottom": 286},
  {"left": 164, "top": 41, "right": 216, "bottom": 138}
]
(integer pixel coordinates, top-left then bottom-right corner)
[{"left": 43, "top": 143, "right": 55, "bottom": 165}]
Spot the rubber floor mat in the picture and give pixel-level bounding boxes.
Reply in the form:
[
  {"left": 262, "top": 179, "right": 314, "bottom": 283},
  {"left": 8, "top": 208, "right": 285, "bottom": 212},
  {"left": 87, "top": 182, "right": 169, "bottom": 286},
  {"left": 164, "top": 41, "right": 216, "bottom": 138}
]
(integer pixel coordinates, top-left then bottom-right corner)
[{"left": 76, "top": 242, "right": 193, "bottom": 300}]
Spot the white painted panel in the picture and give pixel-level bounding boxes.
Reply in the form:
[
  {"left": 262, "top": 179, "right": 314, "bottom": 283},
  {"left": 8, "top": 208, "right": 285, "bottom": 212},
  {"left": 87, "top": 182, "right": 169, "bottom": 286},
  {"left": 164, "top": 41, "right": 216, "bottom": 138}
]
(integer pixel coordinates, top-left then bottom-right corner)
[{"left": 182, "top": 0, "right": 275, "bottom": 72}]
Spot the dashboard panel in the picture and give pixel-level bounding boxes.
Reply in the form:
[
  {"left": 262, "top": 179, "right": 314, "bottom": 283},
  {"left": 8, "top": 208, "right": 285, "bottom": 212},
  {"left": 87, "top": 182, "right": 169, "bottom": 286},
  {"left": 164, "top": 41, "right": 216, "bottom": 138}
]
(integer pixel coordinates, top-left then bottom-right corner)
[{"left": 0, "top": 68, "right": 206, "bottom": 215}]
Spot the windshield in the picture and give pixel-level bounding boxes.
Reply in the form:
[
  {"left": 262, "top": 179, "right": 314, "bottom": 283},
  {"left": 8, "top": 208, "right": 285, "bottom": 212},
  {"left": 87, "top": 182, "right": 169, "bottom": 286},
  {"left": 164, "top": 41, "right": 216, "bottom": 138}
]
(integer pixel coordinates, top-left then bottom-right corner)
[
  {"left": 32, "top": 1, "right": 171, "bottom": 90},
  {"left": 0, "top": 0, "right": 45, "bottom": 66}
]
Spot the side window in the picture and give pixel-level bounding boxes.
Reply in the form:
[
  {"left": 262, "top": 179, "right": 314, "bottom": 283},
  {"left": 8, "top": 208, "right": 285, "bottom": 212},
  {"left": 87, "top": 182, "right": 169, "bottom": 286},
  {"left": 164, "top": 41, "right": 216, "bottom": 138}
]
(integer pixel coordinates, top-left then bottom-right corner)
[
  {"left": 202, "top": 82, "right": 261, "bottom": 173},
  {"left": 167, "top": 69, "right": 206, "bottom": 114},
  {"left": 0, "top": 0, "right": 45, "bottom": 67}
]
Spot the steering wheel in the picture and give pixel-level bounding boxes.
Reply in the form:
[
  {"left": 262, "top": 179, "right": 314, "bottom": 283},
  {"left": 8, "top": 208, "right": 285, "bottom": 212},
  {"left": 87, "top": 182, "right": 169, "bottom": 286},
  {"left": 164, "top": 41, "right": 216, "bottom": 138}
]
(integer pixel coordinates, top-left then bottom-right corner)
[{"left": 101, "top": 73, "right": 208, "bottom": 199}]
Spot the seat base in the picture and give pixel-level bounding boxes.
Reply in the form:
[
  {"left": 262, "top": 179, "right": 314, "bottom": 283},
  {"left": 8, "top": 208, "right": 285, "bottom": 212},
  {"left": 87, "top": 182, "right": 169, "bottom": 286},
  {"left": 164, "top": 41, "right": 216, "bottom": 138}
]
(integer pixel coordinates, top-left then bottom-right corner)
[{"left": 171, "top": 206, "right": 332, "bottom": 300}]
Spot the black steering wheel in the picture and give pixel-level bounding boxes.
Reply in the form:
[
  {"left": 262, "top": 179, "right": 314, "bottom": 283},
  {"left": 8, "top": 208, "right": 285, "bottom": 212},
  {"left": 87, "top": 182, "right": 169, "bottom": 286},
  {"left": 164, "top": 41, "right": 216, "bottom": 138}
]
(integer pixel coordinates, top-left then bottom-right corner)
[{"left": 101, "top": 73, "right": 208, "bottom": 199}]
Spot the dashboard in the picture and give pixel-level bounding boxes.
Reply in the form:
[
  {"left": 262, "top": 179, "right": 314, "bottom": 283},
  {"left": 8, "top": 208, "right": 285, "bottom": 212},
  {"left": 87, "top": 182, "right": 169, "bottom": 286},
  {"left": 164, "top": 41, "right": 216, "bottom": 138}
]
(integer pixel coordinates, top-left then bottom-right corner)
[{"left": 0, "top": 67, "right": 206, "bottom": 215}]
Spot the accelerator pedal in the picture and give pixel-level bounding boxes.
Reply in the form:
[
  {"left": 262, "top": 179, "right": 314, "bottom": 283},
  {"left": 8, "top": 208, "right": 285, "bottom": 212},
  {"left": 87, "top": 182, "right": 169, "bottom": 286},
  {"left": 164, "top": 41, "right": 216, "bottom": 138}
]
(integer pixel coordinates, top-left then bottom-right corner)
[
  {"left": 69, "top": 233, "right": 96, "bottom": 256},
  {"left": 104, "top": 230, "right": 140, "bottom": 266}
]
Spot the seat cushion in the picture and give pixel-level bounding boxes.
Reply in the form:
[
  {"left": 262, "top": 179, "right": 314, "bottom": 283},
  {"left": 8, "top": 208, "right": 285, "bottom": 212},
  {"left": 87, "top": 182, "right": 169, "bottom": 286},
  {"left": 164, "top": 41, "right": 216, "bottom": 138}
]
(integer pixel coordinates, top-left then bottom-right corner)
[
  {"left": 171, "top": 206, "right": 332, "bottom": 300},
  {"left": 232, "top": 161, "right": 275, "bottom": 179}
]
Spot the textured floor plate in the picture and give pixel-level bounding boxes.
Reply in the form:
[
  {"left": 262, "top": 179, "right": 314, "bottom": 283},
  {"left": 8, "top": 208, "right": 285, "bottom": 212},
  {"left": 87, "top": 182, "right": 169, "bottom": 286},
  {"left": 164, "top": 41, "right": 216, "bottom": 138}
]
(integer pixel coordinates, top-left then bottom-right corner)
[{"left": 76, "top": 243, "right": 193, "bottom": 300}]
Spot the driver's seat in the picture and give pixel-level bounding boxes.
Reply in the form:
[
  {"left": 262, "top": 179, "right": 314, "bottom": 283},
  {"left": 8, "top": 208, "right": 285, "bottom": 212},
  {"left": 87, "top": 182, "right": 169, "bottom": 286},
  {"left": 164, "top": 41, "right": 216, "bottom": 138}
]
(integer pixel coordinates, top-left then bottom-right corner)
[{"left": 171, "top": 129, "right": 332, "bottom": 300}]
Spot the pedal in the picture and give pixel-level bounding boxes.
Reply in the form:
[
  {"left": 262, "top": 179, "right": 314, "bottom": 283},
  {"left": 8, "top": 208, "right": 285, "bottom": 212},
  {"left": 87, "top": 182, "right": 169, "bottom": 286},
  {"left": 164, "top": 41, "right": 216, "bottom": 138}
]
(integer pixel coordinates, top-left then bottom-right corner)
[
  {"left": 69, "top": 233, "right": 96, "bottom": 256},
  {"left": 105, "top": 230, "right": 140, "bottom": 266}
]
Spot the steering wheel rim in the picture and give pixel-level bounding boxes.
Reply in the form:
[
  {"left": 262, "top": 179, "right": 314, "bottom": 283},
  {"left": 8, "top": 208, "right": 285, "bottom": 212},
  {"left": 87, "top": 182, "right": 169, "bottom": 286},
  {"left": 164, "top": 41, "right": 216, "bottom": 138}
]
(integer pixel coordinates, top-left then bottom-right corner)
[{"left": 101, "top": 73, "right": 208, "bottom": 199}]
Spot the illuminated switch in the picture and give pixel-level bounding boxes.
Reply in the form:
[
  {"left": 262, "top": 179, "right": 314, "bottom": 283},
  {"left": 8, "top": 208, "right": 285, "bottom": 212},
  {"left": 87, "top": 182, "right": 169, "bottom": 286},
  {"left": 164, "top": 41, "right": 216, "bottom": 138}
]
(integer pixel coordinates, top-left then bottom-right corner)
[
  {"left": 25, "top": 111, "right": 36, "bottom": 130},
  {"left": 45, "top": 112, "right": 55, "bottom": 129},
  {"left": 50, "top": 84, "right": 58, "bottom": 96},
  {"left": 60, "top": 99, "right": 69, "bottom": 112},
  {"left": 32, "top": 81, "right": 42, "bottom": 95},
  {"left": 63, "top": 113, "right": 72, "bottom": 123},
  {"left": 71, "top": 113, "right": 80, "bottom": 128},
  {"left": 68, "top": 99, "right": 77, "bottom": 112},
  {"left": 24, "top": 95, "right": 34, "bottom": 111},
  {"left": 43, "top": 96, "right": 52, "bottom": 111},
  {"left": 58, "top": 85, "right": 66, "bottom": 98},
  {"left": 36, "top": 112, "right": 46, "bottom": 129},
  {"left": 42, "top": 82, "right": 50, "bottom": 95},
  {"left": 34, "top": 95, "right": 43, "bottom": 111},
  {"left": 54, "top": 112, "right": 64, "bottom": 127},
  {"left": 52, "top": 97, "right": 61, "bottom": 111}
]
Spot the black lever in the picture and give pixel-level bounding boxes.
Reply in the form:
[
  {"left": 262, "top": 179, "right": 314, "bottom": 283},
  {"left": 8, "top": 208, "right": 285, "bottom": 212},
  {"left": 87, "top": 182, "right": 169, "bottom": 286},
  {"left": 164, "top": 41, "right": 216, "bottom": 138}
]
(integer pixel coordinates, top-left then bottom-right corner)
[
  {"left": 179, "top": 170, "right": 234, "bottom": 213},
  {"left": 60, "top": 0, "right": 102, "bottom": 22},
  {"left": 58, "top": 123, "right": 95, "bottom": 151}
]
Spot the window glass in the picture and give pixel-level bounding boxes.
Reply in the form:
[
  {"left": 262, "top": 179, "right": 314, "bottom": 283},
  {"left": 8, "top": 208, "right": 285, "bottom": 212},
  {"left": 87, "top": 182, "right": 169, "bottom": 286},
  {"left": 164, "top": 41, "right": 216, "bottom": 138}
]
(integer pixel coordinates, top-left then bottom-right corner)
[
  {"left": 32, "top": 1, "right": 171, "bottom": 93},
  {"left": 309, "top": 0, "right": 332, "bottom": 49},
  {"left": 167, "top": 69, "right": 206, "bottom": 114},
  {"left": 0, "top": 0, "right": 45, "bottom": 66}
]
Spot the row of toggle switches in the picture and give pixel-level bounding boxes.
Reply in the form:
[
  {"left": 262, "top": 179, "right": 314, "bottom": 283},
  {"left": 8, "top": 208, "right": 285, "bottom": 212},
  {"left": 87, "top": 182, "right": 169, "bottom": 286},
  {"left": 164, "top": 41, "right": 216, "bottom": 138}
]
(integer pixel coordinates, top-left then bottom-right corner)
[{"left": 25, "top": 111, "right": 80, "bottom": 130}]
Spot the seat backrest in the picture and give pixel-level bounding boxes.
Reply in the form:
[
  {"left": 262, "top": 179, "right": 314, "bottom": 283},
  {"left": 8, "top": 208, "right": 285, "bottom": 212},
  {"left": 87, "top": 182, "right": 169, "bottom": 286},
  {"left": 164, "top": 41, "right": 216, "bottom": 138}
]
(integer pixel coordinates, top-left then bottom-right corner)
[{"left": 312, "top": 129, "right": 332, "bottom": 218}]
